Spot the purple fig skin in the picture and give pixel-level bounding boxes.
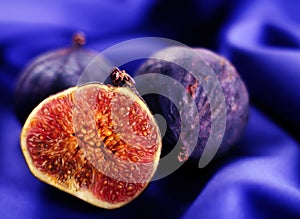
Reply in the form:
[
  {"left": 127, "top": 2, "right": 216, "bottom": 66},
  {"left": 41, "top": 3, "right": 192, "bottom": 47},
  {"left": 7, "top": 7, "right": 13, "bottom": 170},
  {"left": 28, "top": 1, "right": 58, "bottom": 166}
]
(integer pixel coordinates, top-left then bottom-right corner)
[
  {"left": 14, "top": 34, "right": 98, "bottom": 124},
  {"left": 135, "top": 48, "right": 249, "bottom": 164}
]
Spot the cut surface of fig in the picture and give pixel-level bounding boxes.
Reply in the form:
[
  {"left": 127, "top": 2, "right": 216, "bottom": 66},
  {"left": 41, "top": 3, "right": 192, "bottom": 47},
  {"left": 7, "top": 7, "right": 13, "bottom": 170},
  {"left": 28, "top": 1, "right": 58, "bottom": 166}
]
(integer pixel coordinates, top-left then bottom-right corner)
[{"left": 21, "top": 83, "right": 161, "bottom": 209}]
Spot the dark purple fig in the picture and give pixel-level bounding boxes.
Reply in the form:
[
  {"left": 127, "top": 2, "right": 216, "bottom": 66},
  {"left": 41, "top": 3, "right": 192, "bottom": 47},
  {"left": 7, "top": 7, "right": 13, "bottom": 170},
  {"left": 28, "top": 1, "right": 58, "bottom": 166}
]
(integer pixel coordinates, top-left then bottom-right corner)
[
  {"left": 14, "top": 33, "right": 98, "bottom": 124},
  {"left": 134, "top": 47, "right": 249, "bottom": 165}
]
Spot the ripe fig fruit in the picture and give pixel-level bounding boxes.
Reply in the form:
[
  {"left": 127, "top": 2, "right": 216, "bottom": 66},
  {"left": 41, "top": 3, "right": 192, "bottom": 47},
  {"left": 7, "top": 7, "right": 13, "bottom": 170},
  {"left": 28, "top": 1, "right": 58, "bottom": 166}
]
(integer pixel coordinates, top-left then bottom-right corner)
[
  {"left": 20, "top": 69, "right": 162, "bottom": 209},
  {"left": 135, "top": 47, "right": 249, "bottom": 164},
  {"left": 15, "top": 32, "right": 98, "bottom": 124}
]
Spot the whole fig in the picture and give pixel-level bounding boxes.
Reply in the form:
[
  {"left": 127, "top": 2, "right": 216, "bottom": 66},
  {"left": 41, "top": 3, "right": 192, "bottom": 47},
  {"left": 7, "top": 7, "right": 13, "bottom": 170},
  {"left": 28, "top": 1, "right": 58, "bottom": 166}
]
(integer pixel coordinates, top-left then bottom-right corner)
[
  {"left": 14, "top": 33, "right": 98, "bottom": 124},
  {"left": 135, "top": 47, "right": 249, "bottom": 166}
]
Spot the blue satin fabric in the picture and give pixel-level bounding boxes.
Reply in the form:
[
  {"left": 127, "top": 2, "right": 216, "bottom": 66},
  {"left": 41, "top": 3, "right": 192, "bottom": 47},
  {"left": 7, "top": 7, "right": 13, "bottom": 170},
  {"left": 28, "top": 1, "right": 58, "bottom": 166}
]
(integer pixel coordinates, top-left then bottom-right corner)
[{"left": 1, "top": 0, "right": 300, "bottom": 218}]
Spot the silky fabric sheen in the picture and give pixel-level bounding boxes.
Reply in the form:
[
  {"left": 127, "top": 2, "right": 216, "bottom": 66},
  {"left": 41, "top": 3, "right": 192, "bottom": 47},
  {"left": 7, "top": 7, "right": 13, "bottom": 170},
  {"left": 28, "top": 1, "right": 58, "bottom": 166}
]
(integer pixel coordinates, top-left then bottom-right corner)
[{"left": 1, "top": 0, "right": 300, "bottom": 218}]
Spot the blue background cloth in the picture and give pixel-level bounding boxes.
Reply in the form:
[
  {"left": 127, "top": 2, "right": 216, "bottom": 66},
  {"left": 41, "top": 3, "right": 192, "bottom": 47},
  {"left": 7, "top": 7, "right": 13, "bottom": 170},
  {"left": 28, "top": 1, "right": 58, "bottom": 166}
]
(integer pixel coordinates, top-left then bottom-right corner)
[{"left": 1, "top": 0, "right": 300, "bottom": 218}]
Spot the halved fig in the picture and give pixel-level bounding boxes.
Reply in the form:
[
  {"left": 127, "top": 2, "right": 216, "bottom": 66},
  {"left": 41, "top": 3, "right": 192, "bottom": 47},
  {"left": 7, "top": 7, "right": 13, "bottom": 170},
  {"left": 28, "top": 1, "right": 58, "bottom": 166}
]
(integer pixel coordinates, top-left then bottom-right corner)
[{"left": 20, "top": 73, "right": 162, "bottom": 209}]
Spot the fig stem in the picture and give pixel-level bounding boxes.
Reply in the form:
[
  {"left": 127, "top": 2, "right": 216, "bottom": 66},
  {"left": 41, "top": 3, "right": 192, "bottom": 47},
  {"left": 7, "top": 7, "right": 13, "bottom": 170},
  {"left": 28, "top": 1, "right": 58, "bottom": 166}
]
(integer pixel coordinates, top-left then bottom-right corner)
[
  {"left": 110, "top": 67, "right": 136, "bottom": 87},
  {"left": 72, "top": 32, "right": 86, "bottom": 47}
]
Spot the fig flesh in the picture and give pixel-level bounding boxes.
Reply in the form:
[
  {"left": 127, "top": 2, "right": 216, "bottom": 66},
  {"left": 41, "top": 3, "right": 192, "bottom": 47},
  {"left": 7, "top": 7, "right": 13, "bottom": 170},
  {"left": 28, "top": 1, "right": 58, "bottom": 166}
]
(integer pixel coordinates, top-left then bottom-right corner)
[{"left": 20, "top": 72, "right": 162, "bottom": 209}]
